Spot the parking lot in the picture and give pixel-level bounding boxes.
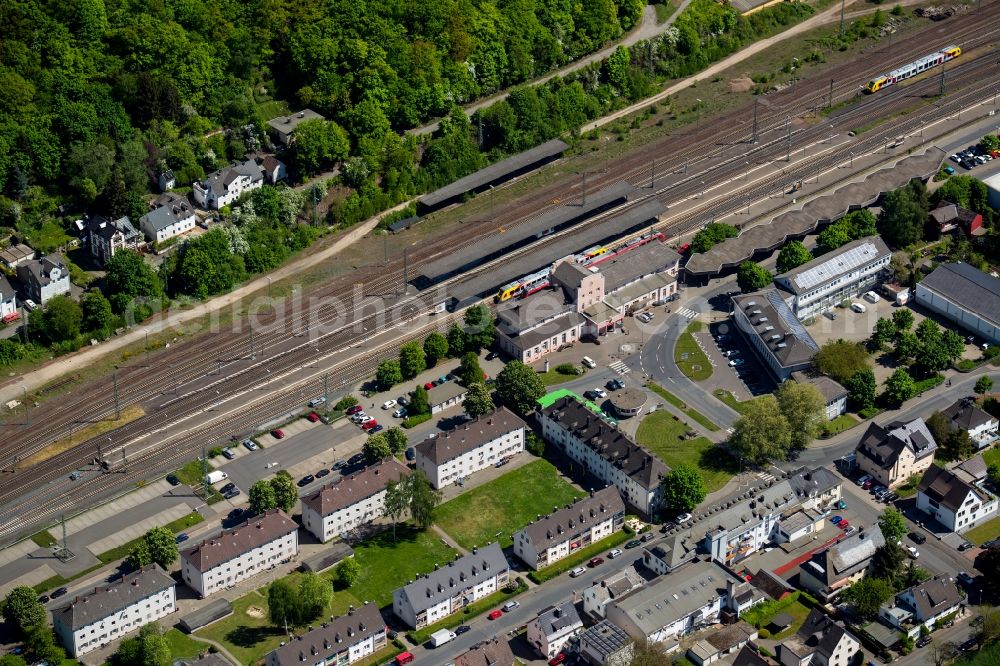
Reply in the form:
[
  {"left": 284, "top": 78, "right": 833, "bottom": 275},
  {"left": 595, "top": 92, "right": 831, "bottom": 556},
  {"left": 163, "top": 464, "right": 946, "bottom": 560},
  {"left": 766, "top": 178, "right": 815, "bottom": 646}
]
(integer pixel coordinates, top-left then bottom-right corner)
[{"left": 705, "top": 322, "right": 776, "bottom": 400}]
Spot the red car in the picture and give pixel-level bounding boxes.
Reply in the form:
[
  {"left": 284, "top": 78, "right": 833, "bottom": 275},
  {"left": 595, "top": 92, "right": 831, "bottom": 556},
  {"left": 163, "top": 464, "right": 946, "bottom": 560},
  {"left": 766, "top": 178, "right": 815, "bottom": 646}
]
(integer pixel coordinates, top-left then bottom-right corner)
[
  {"left": 306, "top": 412, "right": 320, "bottom": 422},
  {"left": 362, "top": 420, "right": 379, "bottom": 430},
  {"left": 549, "top": 654, "right": 567, "bottom": 665},
  {"left": 423, "top": 382, "right": 435, "bottom": 390},
  {"left": 588, "top": 556, "right": 604, "bottom": 567},
  {"left": 862, "top": 479, "right": 874, "bottom": 490},
  {"left": 488, "top": 610, "right": 503, "bottom": 620},
  {"left": 271, "top": 429, "right": 285, "bottom": 439},
  {"left": 839, "top": 519, "right": 850, "bottom": 529},
  {"left": 346, "top": 405, "right": 364, "bottom": 415},
  {"left": 394, "top": 653, "right": 414, "bottom": 665}
]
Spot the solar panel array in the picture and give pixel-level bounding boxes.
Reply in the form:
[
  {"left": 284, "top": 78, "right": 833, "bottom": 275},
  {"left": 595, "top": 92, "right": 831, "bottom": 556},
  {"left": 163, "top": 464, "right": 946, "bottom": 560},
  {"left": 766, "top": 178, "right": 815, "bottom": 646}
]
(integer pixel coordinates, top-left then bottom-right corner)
[{"left": 792, "top": 242, "right": 879, "bottom": 291}]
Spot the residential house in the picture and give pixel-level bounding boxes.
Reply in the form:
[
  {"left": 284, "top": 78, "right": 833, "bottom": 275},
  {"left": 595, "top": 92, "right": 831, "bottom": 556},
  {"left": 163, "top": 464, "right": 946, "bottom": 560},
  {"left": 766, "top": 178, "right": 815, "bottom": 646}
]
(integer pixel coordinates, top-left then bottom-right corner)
[
  {"left": 259, "top": 155, "right": 287, "bottom": 183},
  {"left": 86, "top": 214, "right": 142, "bottom": 263},
  {"left": 731, "top": 289, "right": 820, "bottom": 381},
  {"left": 0, "top": 275, "right": 18, "bottom": 321},
  {"left": 495, "top": 289, "right": 587, "bottom": 364},
  {"left": 799, "top": 527, "right": 885, "bottom": 601},
  {"left": 777, "top": 608, "right": 861, "bottom": 666},
  {"left": 954, "top": 454, "right": 988, "bottom": 484},
  {"left": 641, "top": 533, "right": 696, "bottom": 576},
  {"left": 265, "top": 603, "right": 384, "bottom": 666},
  {"left": 578, "top": 620, "right": 634, "bottom": 666},
  {"left": 51, "top": 565, "right": 176, "bottom": 657},
  {"left": 791, "top": 372, "right": 848, "bottom": 420},
  {"left": 773, "top": 236, "right": 892, "bottom": 319},
  {"left": 181, "top": 509, "right": 299, "bottom": 598},
  {"left": 267, "top": 109, "right": 325, "bottom": 145},
  {"left": 942, "top": 397, "right": 999, "bottom": 450},
  {"left": 687, "top": 622, "right": 758, "bottom": 666},
  {"left": 414, "top": 408, "right": 526, "bottom": 489},
  {"left": 192, "top": 159, "right": 264, "bottom": 210},
  {"left": 878, "top": 574, "right": 963, "bottom": 640},
  {"left": 854, "top": 417, "right": 937, "bottom": 489},
  {"left": 454, "top": 637, "right": 516, "bottom": 666},
  {"left": 300, "top": 459, "right": 409, "bottom": 542},
  {"left": 916, "top": 464, "right": 999, "bottom": 533},
  {"left": 733, "top": 646, "right": 770, "bottom": 666},
  {"left": 17, "top": 253, "right": 71, "bottom": 304},
  {"left": 139, "top": 193, "right": 196, "bottom": 244},
  {"left": 392, "top": 543, "right": 509, "bottom": 629},
  {"left": 158, "top": 170, "right": 176, "bottom": 192},
  {"left": 0, "top": 243, "right": 34, "bottom": 269},
  {"left": 427, "top": 381, "right": 468, "bottom": 415},
  {"left": 605, "top": 560, "right": 761, "bottom": 644},
  {"left": 538, "top": 395, "right": 667, "bottom": 515},
  {"left": 513, "top": 487, "right": 625, "bottom": 570},
  {"left": 583, "top": 569, "right": 646, "bottom": 619},
  {"left": 527, "top": 601, "right": 584, "bottom": 659},
  {"left": 916, "top": 262, "right": 1000, "bottom": 345},
  {"left": 929, "top": 202, "right": 984, "bottom": 236}
]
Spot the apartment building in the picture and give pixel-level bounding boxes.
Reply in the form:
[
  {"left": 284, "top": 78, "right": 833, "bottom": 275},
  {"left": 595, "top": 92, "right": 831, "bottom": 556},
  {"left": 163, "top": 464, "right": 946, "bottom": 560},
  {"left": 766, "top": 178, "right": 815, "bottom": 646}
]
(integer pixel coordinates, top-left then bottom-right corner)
[
  {"left": 265, "top": 602, "right": 385, "bottom": 666},
  {"left": 139, "top": 193, "right": 196, "bottom": 243},
  {"left": 854, "top": 418, "right": 937, "bottom": 489},
  {"left": 916, "top": 464, "right": 999, "bottom": 533},
  {"left": 583, "top": 569, "right": 645, "bottom": 619},
  {"left": 181, "top": 509, "right": 299, "bottom": 597},
  {"left": 301, "top": 459, "right": 409, "bottom": 542},
  {"left": 798, "top": 527, "right": 885, "bottom": 601},
  {"left": 527, "top": 601, "right": 584, "bottom": 660},
  {"left": 878, "top": 574, "right": 963, "bottom": 640},
  {"left": 392, "top": 543, "right": 509, "bottom": 629},
  {"left": 414, "top": 408, "right": 526, "bottom": 489},
  {"left": 513, "top": 487, "right": 625, "bottom": 570},
  {"left": 192, "top": 159, "right": 264, "bottom": 209},
  {"left": 17, "top": 253, "right": 71, "bottom": 304},
  {"left": 454, "top": 637, "right": 516, "bottom": 666},
  {"left": 52, "top": 565, "right": 176, "bottom": 657}
]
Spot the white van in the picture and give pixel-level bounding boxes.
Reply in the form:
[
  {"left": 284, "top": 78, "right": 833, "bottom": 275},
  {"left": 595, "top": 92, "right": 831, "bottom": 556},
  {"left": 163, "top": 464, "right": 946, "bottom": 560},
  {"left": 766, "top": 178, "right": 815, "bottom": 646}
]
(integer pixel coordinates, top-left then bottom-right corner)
[
  {"left": 850, "top": 302, "right": 866, "bottom": 313},
  {"left": 582, "top": 356, "right": 597, "bottom": 369},
  {"left": 204, "top": 470, "right": 228, "bottom": 485}
]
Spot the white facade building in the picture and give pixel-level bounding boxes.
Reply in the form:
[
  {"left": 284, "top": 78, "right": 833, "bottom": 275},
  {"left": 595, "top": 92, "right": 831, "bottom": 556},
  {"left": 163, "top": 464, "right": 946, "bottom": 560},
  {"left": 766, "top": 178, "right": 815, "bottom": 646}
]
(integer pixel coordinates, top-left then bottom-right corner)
[
  {"left": 916, "top": 262, "right": 1000, "bottom": 345},
  {"left": 181, "top": 509, "right": 298, "bottom": 597},
  {"left": 414, "top": 408, "right": 526, "bottom": 489},
  {"left": 731, "top": 290, "right": 820, "bottom": 381},
  {"left": 52, "top": 565, "right": 176, "bottom": 657},
  {"left": 265, "top": 603, "right": 385, "bottom": 666},
  {"left": 0, "top": 275, "right": 17, "bottom": 320},
  {"left": 192, "top": 159, "right": 264, "bottom": 209},
  {"left": 583, "top": 569, "right": 645, "bottom": 619},
  {"left": 942, "top": 397, "right": 999, "bottom": 450},
  {"left": 18, "top": 253, "right": 71, "bottom": 304},
  {"left": 538, "top": 396, "right": 667, "bottom": 516},
  {"left": 527, "top": 601, "right": 584, "bottom": 660},
  {"left": 392, "top": 543, "right": 509, "bottom": 629},
  {"left": 513, "top": 487, "right": 625, "bottom": 570},
  {"left": 139, "top": 193, "right": 196, "bottom": 243},
  {"left": 777, "top": 609, "right": 860, "bottom": 666},
  {"left": 301, "top": 459, "right": 409, "bottom": 542},
  {"left": 878, "top": 574, "right": 963, "bottom": 640},
  {"left": 916, "top": 464, "right": 999, "bottom": 533}
]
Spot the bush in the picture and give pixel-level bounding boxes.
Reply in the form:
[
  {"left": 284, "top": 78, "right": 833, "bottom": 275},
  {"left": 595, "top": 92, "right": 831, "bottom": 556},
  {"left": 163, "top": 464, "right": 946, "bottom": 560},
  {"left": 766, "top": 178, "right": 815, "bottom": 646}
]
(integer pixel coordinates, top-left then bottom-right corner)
[
  {"left": 554, "top": 363, "right": 580, "bottom": 376},
  {"left": 208, "top": 447, "right": 224, "bottom": 458},
  {"left": 334, "top": 395, "right": 358, "bottom": 411},
  {"left": 402, "top": 413, "right": 432, "bottom": 429},
  {"left": 759, "top": 628, "right": 771, "bottom": 639},
  {"left": 859, "top": 406, "right": 881, "bottom": 419}
]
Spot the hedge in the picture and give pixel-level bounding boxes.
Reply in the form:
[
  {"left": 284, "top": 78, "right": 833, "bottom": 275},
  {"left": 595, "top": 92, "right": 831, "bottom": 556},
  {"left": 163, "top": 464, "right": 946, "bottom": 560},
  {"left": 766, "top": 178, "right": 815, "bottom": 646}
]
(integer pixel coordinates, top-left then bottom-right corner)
[
  {"left": 528, "top": 531, "right": 631, "bottom": 584},
  {"left": 406, "top": 578, "right": 527, "bottom": 644}
]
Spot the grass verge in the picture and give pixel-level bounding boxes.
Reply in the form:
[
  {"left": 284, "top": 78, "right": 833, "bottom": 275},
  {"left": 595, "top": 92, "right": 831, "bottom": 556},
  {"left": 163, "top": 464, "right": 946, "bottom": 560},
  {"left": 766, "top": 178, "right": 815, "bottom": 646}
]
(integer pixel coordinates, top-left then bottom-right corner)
[
  {"left": 433, "top": 459, "right": 584, "bottom": 549},
  {"left": 31, "top": 530, "right": 58, "bottom": 548},
  {"left": 528, "top": 531, "right": 631, "bottom": 584},
  {"left": 22, "top": 404, "right": 145, "bottom": 469},
  {"left": 635, "top": 411, "right": 736, "bottom": 493},
  {"left": 536, "top": 368, "right": 585, "bottom": 387},
  {"left": 674, "top": 321, "right": 712, "bottom": 381},
  {"left": 963, "top": 515, "right": 1000, "bottom": 546},
  {"left": 96, "top": 511, "right": 204, "bottom": 564},
  {"left": 163, "top": 628, "right": 210, "bottom": 660},
  {"left": 401, "top": 412, "right": 432, "bottom": 429},
  {"left": 33, "top": 563, "right": 105, "bottom": 596},
  {"left": 406, "top": 578, "right": 528, "bottom": 644},
  {"left": 820, "top": 413, "right": 860, "bottom": 438},
  {"left": 713, "top": 389, "right": 754, "bottom": 415},
  {"left": 646, "top": 382, "right": 719, "bottom": 431}
]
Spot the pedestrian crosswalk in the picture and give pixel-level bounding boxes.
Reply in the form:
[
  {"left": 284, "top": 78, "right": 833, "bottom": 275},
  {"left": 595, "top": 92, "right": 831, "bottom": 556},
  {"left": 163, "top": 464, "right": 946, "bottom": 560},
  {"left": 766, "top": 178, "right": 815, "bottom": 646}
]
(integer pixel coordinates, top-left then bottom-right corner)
[
  {"left": 757, "top": 471, "right": 776, "bottom": 483},
  {"left": 610, "top": 360, "right": 631, "bottom": 375},
  {"left": 726, "top": 427, "right": 735, "bottom": 435},
  {"left": 677, "top": 307, "right": 699, "bottom": 319}
]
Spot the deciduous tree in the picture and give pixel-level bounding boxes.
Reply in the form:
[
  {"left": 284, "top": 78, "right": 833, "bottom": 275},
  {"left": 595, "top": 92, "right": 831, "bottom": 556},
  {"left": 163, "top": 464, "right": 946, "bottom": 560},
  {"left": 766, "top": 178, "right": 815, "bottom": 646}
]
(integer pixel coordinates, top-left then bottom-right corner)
[
  {"left": 270, "top": 471, "right": 297, "bottom": 512},
  {"left": 892, "top": 309, "right": 914, "bottom": 332},
  {"left": 870, "top": 317, "right": 896, "bottom": 349},
  {"left": 878, "top": 508, "right": 907, "bottom": 543},
  {"left": 114, "top": 623, "right": 170, "bottom": 666},
  {"left": 690, "top": 223, "right": 738, "bottom": 254},
  {"left": 385, "top": 427, "right": 408, "bottom": 456},
  {"left": 144, "top": 526, "right": 178, "bottom": 568},
  {"left": 776, "top": 241, "right": 812, "bottom": 274},
  {"left": 297, "top": 572, "right": 331, "bottom": 622},
  {"left": 423, "top": 333, "right": 448, "bottom": 367},
  {"left": 249, "top": 479, "right": 278, "bottom": 515},
  {"left": 844, "top": 577, "right": 894, "bottom": 621},
  {"left": 2, "top": 586, "right": 46, "bottom": 636},
  {"left": 407, "top": 470, "right": 442, "bottom": 529},
  {"left": 883, "top": 368, "right": 916, "bottom": 406},
  {"left": 126, "top": 539, "right": 152, "bottom": 570},
  {"left": 496, "top": 361, "right": 545, "bottom": 414},
  {"left": 447, "top": 323, "right": 468, "bottom": 357},
  {"left": 463, "top": 383, "right": 494, "bottom": 417},
  {"left": 398, "top": 341, "right": 426, "bottom": 380},
  {"left": 976, "top": 376, "right": 994, "bottom": 395},
  {"left": 333, "top": 558, "right": 362, "bottom": 590},
  {"left": 815, "top": 339, "right": 870, "bottom": 383},
  {"left": 878, "top": 182, "right": 928, "bottom": 248},
  {"left": 736, "top": 261, "right": 772, "bottom": 293},
  {"left": 376, "top": 359, "right": 402, "bottom": 390},
  {"left": 463, "top": 304, "right": 495, "bottom": 351},
  {"left": 40, "top": 295, "right": 83, "bottom": 343},
  {"left": 660, "top": 465, "right": 706, "bottom": 513},
  {"left": 363, "top": 433, "right": 392, "bottom": 462},
  {"left": 777, "top": 381, "right": 825, "bottom": 450},
  {"left": 384, "top": 478, "right": 409, "bottom": 541},
  {"left": 845, "top": 368, "right": 877, "bottom": 410},
  {"left": 458, "top": 351, "right": 484, "bottom": 386},
  {"left": 268, "top": 579, "right": 298, "bottom": 625},
  {"left": 730, "top": 395, "right": 791, "bottom": 464},
  {"left": 409, "top": 385, "right": 430, "bottom": 415}
]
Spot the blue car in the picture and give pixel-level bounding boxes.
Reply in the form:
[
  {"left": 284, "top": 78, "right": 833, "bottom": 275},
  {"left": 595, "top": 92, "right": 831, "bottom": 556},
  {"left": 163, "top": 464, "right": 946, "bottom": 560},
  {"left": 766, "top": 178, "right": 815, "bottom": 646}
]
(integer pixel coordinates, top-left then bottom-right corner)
[{"left": 830, "top": 515, "right": 843, "bottom": 524}]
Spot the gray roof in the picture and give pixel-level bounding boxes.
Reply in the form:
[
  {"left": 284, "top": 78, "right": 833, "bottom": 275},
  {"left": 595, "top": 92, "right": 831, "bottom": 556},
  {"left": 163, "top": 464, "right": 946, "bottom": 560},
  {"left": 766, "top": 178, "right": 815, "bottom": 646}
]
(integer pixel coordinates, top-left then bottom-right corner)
[
  {"left": 603, "top": 273, "right": 676, "bottom": 310},
  {"left": 497, "top": 290, "right": 572, "bottom": 333},
  {"left": 956, "top": 454, "right": 988, "bottom": 482},
  {"left": 511, "top": 312, "right": 588, "bottom": 351},
  {"left": 790, "top": 372, "right": 849, "bottom": 404},
  {"left": 419, "top": 139, "right": 569, "bottom": 209},
  {"left": 919, "top": 262, "right": 1000, "bottom": 328},
  {"left": 53, "top": 564, "right": 175, "bottom": 630},
  {"left": 597, "top": 241, "right": 680, "bottom": 293},
  {"left": 781, "top": 608, "right": 856, "bottom": 662},
  {"left": 454, "top": 637, "right": 516, "bottom": 666},
  {"left": 141, "top": 197, "right": 195, "bottom": 232},
  {"left": 732, "top": 645, "right": 770, "bottom": 666},
  {"left": 787, "top": 466, "right": 841, "bottom": 499},
  {"left": 551, "top": 260, "right": 591, "bottom": 290},
  {"left": 775, "top": 236, "right": 890, "bottom": 295},
  {"left": 0, "top": 243, "right": 34, "bottom": 265},
  {"left": 855, "top": 417, "right": 937, "bottom": 470},
  {"left": 580, "top": 620, "right": 631, "bottom": 658},
  {"left": 706, "top": 621, "right": 757, "bottom": 650},
  {"left": 181, "top": 509, "right": 297, "bottom": 573},
  {"left": 88, "top": 215, "right": 140, "bottom": 242},
  {"left": 20, "top": 253, "right": 68, "bottom": 288},
  {"left": 899, "top": 573, "right": 962, "bottom": 620},
  {"left": 427, "top": 380, "right": 468, "bottom": 406},
  {"left": 415, "top": 408, "right": 526, "bottom": 465},
  {"left": 0, "top": 274, "right": 15, "bottom": 301},
  {"left": 780, "top": 510, "right": 816, "bottom": 536},
  {"left": 943, "top": 398, "right": 997, "bottom": 431},
  {"left": 301, "top": 459, "right": 409, "bottom": 518},
  {"left": 198, "top": 159, "right": 264, "bottom": 198},
  {"left": 610, "top": 559, "right": 735, "bottom": 636},
  {"left": 732, "top": 289, "right": 819, "bottom": 369},
  {"left": 646, "top": 533, "right": 696, "bottom": 570},
  {"left": 917, "top": 464, "right": 992, "bottom": 513},
  {"left": 268, "top": 603, "right": 382, "bottom": 666},
  {"left": 266, "top": 109, "right": 324, "bottom": 134},
  {"left": 518, "top": 487, "right": 624, "bottom": 552},
  {"left": 395, "top": 543, "right": 509, "bottom": 614},
  {"left": 802, "top": 527, "right": 884, "bottom": 585},
  {"left": 540, "top": 396, "right": 669, "bottom": 491},
  {"left": 534, "top": 601, "right": 583, "bottom": 639}
]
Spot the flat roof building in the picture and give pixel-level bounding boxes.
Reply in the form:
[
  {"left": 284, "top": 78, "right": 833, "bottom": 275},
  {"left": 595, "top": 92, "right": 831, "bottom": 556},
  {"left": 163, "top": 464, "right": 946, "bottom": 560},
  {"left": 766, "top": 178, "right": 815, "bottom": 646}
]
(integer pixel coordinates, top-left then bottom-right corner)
[
  {"left": 267, "top": 109, "right": 325, "bottom": 145},
  {"left": 916, "top": 262, "right": 1000, "bottom": 345},
  {"left": 731, "top": 289, "right": 819, "bottom": 381},
  {"left": 578, "top": 620, "right": 634, "bottom": 666}
]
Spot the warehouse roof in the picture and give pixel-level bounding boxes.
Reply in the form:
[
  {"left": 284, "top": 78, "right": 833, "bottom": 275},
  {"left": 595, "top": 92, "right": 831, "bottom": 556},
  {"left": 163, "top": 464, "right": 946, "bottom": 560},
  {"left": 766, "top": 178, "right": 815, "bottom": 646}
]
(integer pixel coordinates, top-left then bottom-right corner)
[
  {"left": 301, "top": 460, "right": 408, "bottom": 518},
  {"left": 419, "top": 139, "right": 569, "bottom": 209},
  {"left": 415, "top": 408, "right": 526, "bottom": 465},
  {"left": 53, "top": 565, "right": 174, "bottom": 630},
  {"left": 919, "top": 262, "right": 1000, "bottom": 328}
]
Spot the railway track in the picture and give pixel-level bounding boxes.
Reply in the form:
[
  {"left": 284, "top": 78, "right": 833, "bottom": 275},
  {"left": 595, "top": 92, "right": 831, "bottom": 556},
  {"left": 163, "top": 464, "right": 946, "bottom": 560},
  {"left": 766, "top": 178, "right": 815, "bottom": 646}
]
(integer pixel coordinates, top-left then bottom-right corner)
[{"left": 1, "top": 12, "right": 998, "bottom": 543}]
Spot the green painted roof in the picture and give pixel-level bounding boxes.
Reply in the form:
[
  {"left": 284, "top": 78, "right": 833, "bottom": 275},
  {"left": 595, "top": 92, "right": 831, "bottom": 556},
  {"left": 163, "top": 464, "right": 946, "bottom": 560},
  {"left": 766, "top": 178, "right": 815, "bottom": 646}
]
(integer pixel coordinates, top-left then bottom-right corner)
[{"left": 537, "top": 389, "right": 617, "bottom": 425}]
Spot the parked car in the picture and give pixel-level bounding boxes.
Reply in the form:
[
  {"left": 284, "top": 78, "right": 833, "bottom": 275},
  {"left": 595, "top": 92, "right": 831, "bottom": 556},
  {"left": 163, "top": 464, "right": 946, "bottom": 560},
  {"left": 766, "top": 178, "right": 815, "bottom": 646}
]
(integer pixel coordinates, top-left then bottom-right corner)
[
  {"left": 316, "top": 469, "right": 330, "bottom": 478},
  {"left": 592, "top": 388, "right": 608, "bottom": 399},
  {"left": 405, "top": 447, "right": 416, "bottom": 461},
  {"left": 306, "top": 412, "right": 320, "bottom": 423},
  {"left": 271, "top": 429, "right": 285, "bottom": 439},
  {"left": 676, "top": 513, "right": 692, "bottom": 523},
  {"left": 863, "top": 291, "right": 880, "bottom": 303},
  {"left": 835, "top": 499, "right": 848, "bottom": 509},
  {"left": 357, "top": 414, "right": 373, "bottom": 424},
  {"left": 958, "top": 541, "right": 975, "bottom": 551},
  {"left": 298, "top": 474, "right": 315, "bottom": 487},
  {"left": 917, "top": 635, "right": 932, "bottom": 648},
  {"left": 851, "top": 302, "right": 866, "bottom": 313},
  {"left": 830, "top": 515, "right": 843, "bottom": 524},
  {"left": 369, "top": 424, "right": 384, "bottom": 434},
  {"left": 423, "top": 382, "right": 435, "bottom": 390},
  {"left": 222, "top": 447, "right": 236, "bottom": 460},
  {"left": 346, "top": 405, "right": 364, "bottom": 415},
  {"left": 824, "top": 310, "right": 838, "bottom": 320},
  {"left": 607, "top": 549, "right": 623, "bottom": 559},
  {"left": 69, "top": 471, "right": 81, "bottom": 481},
  {"left": 37, "top": 595, "right": 50, "bottom": 604},
  {"left": 221, "top": 482, "right": 236, "bottom": 494},
  {"left": 625, "top": 540, "right": 641, "bottom": 549},
  {"left": 909, "top": 532, "right": 926, "bottom": 544},
  {"left": 844, "top": 526, "right": 857, "bottom": 536},
  {"left": 333, "top": 459, "right": 346, "bottom": 470},
  {"left": 856, "top": 474, "right": 872, "bottom": 487},
  {"left": 957, "top": 571, "right": 975, "bottom": 587},
  {"left": 488, "top": 610, "right": 503, "bottom": 620},
  {"left": 906, "top": 545, "right": 920, "bottom": 559},
  {"left": 393, "top": 407, "right": 408, "bottom": 418},
  {"left": 362, "top": 419, "right": 379, "bottom": 430},
  {"left": 549, "top": 654, "right": 567, "bottom": 665},
  {"left": 455, "top": 625, "right": 471, "bottom": 635},
  {"left": 382, "top": 400, "right": 397, "bottom": 410},
  {"left": 175, "top": 533, "right": 189, "bottom": 544},
  {"left": 166, "top": 473, "right": 180, "bottom": 486},
  {"left": 51, "top": 587, "right": 68, "bottom": 598},
  {"left": 242, "top": 439, "right": 258, "bottom": 451},
  {"left": 588, "top": 557, "right": 604, "bottom": 567},
  {"left": 862, "top": 479, "right": 875, "bottom": 490},
  {"left": 308, "top": 397, "right": 327, "bottom": 408},
  {"left": 641, "top": 532, "right": 655, "bottom": 542},
  {"left": 502, "top": 601, "right": 520, "bottom": 612},
  {"left": 223, "top": 488, "right": 240, "bottom": 499},
  {"left": 570, "top": 567, "right": 587, "bottom": 578}
]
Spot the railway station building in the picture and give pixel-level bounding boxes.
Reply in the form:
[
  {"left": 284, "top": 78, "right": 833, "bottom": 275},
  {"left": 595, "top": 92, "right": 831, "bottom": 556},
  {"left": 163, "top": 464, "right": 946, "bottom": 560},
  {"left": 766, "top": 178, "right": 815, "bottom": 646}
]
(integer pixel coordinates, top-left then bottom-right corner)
[
  {"left": 496, "top": 290, "right": 587, "bottom": 364},
  {"left": 300, "top": 459, "right": 409, "bottom": 542}
]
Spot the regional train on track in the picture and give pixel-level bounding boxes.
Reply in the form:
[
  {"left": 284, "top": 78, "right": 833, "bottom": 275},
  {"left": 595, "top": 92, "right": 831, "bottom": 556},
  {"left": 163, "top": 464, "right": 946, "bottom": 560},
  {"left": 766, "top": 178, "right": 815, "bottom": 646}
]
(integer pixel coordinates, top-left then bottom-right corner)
[{"left": 864, "top": 45, "right": 961, "bottom": 93}]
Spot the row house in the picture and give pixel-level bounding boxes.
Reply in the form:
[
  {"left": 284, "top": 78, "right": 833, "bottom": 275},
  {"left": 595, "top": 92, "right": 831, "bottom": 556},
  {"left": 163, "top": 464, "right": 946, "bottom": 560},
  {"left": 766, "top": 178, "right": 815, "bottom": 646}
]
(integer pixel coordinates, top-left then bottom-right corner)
[
  {"left": 799, "top": 527, "right": 885, "bottom": 601},
  {"left": 916, "top": 464, "right": 999, "bottom": 533},
  {"left": 52, "top": 565, "right": 176, "bottom": 657},
  {"left": 392, "top": 543, "right": 509, "bottom": 629},
  {"left": 538, "top": 395, "right": 667, "bottom": 515},
  {"left": 527, "top": 601, "right": 584, "bottom": 660},
  {"left": 513, "top": 486, "right": 625, "bottom": 570},
  {"left": 878, "top": 574, "right": 963, "bottom": 640},
  {"left": 181, "top": 509, "right": 298, "bottom": 597},
  {"left": 301, "top": 459, "right": 409, "bottom": 542},
  {"left": 415, "top": 408, "right": 526, "bottom": 489},
  {"left": 193, "top": 159, "right": 264, "bottom": 210},
  {"left": 265, "top": 603, "right": 385, "bottom": 666},
  {"left": 17, "top": 253, "right": 71, "bottom": 305},
  {"left": 139, "top": 193, "right": 196, "bottom": 244},
  {"left": 854, "top": 417, "right": 937, "bottom": 489}
]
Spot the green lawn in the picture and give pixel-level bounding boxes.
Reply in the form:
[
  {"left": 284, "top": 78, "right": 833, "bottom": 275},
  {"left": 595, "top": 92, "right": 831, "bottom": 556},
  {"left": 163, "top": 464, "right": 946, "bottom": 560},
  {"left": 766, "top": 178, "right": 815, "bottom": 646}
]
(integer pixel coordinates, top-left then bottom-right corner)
[
  {"left": 163, "top": 628, "right": 210, "bottom": 660},
  {"left": 820, "top": 413, "right": 860, "bottom": 438},
  {"left": 198, "top": 525, "right": 457, "bottom": 664},
  {"left": 636, "top": 411, "right": 736, "bottom": 493},
  {"left": 433, "top": 459, "right": 585, "bottom": 549},
  {"left": 97, "top": 511, "right": 204, "bottom": 564},
  {"left": 30, "top": 530, "right": 57, "bottom": 548},
  {"left": 984, "top": 446, "right": 1000, "bottom": 469},
  {"left": 713, "top": 389, "right": 753, "bottom": 415},
  {"left": 674, "top": 321, "right": 713, "bottom": 381},
  {"left": 894, "top": 474, "right": 922, "bottom": 499},
  {"left": 963, "top": 515, "right": 1000, "bottom": 546},
  {"left": 646, "top": 382, "right": 719, "bottom": 431},
  {"left": 767, "top": 600, "right": 812, "bottom": 640},
  {"left": 537, "top": 367, "right": 585, "bottom": 386}
]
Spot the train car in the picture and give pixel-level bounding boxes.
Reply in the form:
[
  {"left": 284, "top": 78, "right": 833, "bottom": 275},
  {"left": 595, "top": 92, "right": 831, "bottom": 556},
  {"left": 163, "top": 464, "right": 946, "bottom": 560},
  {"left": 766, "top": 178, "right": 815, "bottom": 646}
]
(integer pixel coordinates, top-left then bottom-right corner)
[
  {"left": 519, "top": 269, "right": 552, "bottom": 298},
  {"left": 865, "top": 45, "right": 961, "bottom": 93},
  {"left": 495, "top": 280, "right": 524, "bottom": 302}
]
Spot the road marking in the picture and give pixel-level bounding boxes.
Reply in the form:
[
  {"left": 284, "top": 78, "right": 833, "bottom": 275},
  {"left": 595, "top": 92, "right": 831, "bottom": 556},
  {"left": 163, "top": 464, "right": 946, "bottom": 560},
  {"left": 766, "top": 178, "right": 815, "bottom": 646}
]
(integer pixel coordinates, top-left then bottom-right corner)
[
  {"left": 757, "top": 472, "right": 775, "bottom": 483},
  {"left": 677, "top": 307, "right": 698, "bottom": 319},
  {"left": 609, "top": 361, "right": 631, "bottom": 375}
]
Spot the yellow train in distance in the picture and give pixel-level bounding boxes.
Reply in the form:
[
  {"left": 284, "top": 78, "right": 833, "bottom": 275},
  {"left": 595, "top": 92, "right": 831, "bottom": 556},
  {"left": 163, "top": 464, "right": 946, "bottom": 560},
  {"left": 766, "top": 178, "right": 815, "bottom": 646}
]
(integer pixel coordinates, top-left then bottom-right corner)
[{"left": 865, "top": 45, "right": 961, "bottom": 93}]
